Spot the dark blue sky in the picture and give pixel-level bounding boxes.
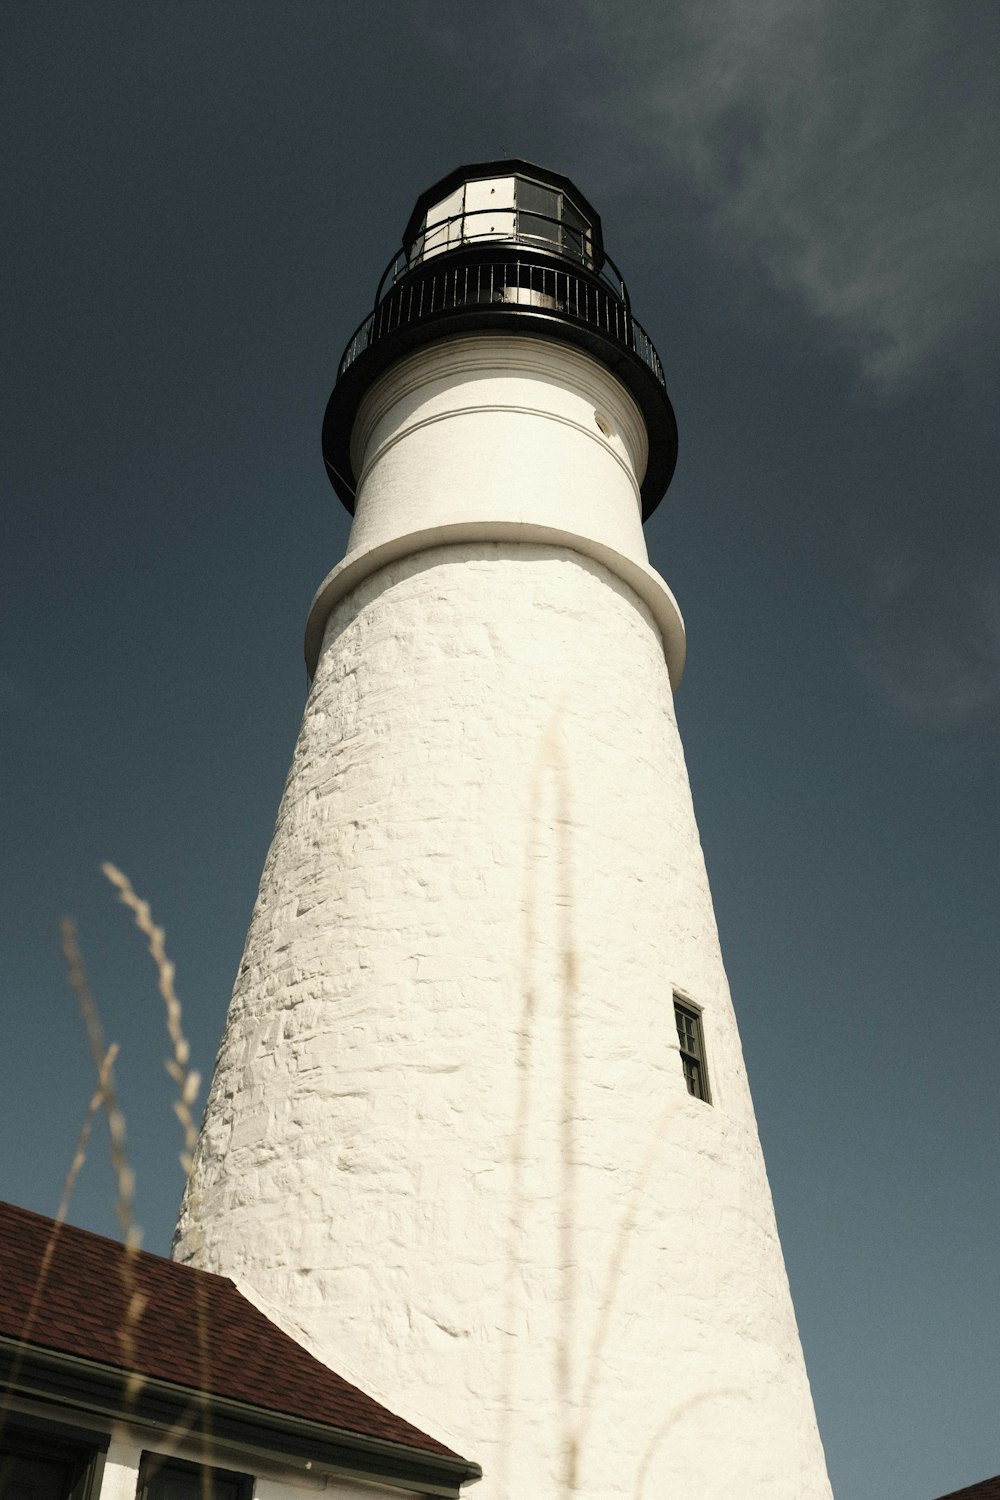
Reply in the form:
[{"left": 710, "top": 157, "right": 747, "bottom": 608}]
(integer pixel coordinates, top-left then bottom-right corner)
[{"left": 2, "top": 5, "right": 998, "bottom": 1498}]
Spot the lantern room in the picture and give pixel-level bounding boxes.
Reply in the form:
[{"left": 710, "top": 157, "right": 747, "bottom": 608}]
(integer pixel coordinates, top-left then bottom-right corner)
[
  {"left": 324, "top": 159, "right": 677, "bottom": 519},
  {"left": 403, "top": 163, "right": 602, "bottom": 272}
]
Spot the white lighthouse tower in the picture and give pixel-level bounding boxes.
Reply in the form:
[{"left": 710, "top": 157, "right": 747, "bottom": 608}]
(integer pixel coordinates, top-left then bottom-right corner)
[{"left": 175, "top": 162, "right": 834, "bottom": 1500}]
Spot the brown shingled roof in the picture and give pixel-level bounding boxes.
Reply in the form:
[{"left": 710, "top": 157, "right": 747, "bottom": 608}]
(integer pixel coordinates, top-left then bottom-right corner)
[
  {"left": 932, "top": 1478, "right": 1000, "bottom": 1500},
  {"left": 0, "top": 1200, "right": 456, "bottom": 1461}
]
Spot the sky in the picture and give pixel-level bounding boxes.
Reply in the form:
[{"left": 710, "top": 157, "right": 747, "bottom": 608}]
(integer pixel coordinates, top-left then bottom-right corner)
[{"left": 1, "top": 3, "right": 998, "bottom": 1497}]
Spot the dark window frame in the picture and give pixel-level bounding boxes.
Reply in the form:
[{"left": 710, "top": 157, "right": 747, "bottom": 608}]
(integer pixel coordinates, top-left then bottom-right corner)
[
  {"left": 136, "top": 1453, "right": 253, "bottom": 1500},
  {"left": 674, "top": 996, "right": 711, "bottom": 1104},
  {"left": 1, "top": 1417, "right": 108, "bottom": 1500}
]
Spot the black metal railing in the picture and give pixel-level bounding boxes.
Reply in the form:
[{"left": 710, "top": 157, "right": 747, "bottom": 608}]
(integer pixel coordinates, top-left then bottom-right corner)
[{"left": 338, "top": 254, "right": 665, "bottom": 391}]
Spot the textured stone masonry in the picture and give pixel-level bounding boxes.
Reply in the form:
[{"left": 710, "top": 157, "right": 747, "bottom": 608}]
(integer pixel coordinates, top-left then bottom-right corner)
[
  {"left": 178, "top": 543, "right": 832, "bottom": 1499},
  {"left": 177, "top": 333, "right": 832, "bottom": 1499}
]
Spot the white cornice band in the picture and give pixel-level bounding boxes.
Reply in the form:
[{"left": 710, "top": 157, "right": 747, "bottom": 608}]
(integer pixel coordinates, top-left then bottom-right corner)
[{"left": 305, "top": 522, "right": 686, "bottom": 689}]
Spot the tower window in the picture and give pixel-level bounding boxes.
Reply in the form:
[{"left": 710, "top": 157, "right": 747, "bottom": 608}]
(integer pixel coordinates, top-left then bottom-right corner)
[{"left": 674, "top": 998, "right": 710, "bottom": 1103}]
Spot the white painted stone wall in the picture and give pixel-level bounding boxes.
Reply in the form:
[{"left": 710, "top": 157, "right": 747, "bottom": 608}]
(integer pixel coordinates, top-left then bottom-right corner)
[
  {"left": 348, "top": 335, "right": 649, "bottom": 564},
  {"left": 176, "top": 337, "right": 833, "bottom": 1499},
  {"left": 250, "top": 1460, "right": 406, "bottom": 1500},
  {"left": 304, "top": 338, "right": 686, "bottom": 685}
]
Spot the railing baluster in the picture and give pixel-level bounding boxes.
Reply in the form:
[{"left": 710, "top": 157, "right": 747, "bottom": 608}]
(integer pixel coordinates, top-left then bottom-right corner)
[{"left": 338, "top": 254, "right": 666, "bottom": 391}]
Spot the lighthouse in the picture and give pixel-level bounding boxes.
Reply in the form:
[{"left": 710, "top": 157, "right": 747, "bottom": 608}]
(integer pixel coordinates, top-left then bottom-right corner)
[{"left": 175, "top": 162, "right": 834, "bottom": 1499}]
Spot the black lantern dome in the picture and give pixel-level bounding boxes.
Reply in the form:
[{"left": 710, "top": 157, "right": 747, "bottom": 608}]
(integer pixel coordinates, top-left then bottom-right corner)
[{"left": 323, "top": 160, "right": 678, "bottom": 518}]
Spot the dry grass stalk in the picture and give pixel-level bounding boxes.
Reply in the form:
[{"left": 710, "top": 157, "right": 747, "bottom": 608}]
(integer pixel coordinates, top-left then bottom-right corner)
[
  {"left": 571, "top": 1095, "right": 681, "bottom": 1484},
  {"left": 499, "top": 717, "right": 581, "bottom": 1500},
  {"left": 633, "top": 1386, "right": 746, "bottom": 1499},
  {"left": 56, "top": 1043, "right": 120, "bottom": 1227},
  {"left": 0, "top": 1045, "right": 118, "bottom": 1440},
  {"left": 552, "top": 728, "right": 579, "bottom": 1498},
  {"left": 501, "top": 725, "right": 697, "bottom": 1498},
  {"left": 59, "top": 918, "right": 146, "bottom": 1397},
  {"left": 100, "top": 864, "right": 213, "bottom": 1488},
  {"left": 59, "top": 920, "right": 142, "bottom": 1254},
  {"left": 497, "top": 731, "right": 545, "bottom": 1500},
  {"left": 102, "top": 863, "right": 201, "bottom": 1172}
]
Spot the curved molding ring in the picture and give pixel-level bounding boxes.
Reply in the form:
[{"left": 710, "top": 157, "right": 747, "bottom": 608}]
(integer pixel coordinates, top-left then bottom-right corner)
[{"left": 304, "top": 522, "right": 686, "bottom": 689}]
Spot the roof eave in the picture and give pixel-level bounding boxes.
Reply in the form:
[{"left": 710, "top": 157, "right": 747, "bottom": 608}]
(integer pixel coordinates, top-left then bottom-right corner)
[{"left": 0, "top": 1336, "right": 482, "bottom": 1497}]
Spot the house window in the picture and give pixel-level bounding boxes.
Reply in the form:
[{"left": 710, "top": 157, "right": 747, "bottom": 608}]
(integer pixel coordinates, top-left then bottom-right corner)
[
  {"left": 137, "top": 1456, "right": 252, "bottom": 1500},
  {"left": 1, "top": 1422, "right": 105, "bottom": 1500},
  {"left": 674, "top": 997, "right": 710, "bottom": 1103}
]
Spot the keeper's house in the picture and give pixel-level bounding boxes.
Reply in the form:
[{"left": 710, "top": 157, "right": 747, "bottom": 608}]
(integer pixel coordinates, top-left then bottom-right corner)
[{"left": 0, "top": 1201, "right": 480, "bottom": 1500}]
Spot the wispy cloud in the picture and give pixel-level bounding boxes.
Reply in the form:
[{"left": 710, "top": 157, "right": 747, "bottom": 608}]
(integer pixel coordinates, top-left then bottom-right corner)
[
  {"left": 417, "top": 0, "right": 999, "bottom": 385},
  {"left": 859, "top": 552, "right": 1000, "bottom": 729},
  {"left": 626, "top": 0, "right": 999, "bottom": 384}
]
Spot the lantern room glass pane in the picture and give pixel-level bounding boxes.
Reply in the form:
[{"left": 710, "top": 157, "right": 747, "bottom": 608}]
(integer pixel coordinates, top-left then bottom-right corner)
[
  {"left": 412, "top": 173, "right": 594, "bottom": 268},
  {"left": 463, "top": 176, "right": 515, "bottom": 242},
  {"left": 516, "top": 178, "right": 592, "bottom": 265},
  {"left": 562, "top": 199, "right": 590, "bottom": 263},
  {"left": 417, "top": 185, "right": 464, "bottom": 262},
  {"left": 517, "top": 179, "right": 561, "bottom": 250}
]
